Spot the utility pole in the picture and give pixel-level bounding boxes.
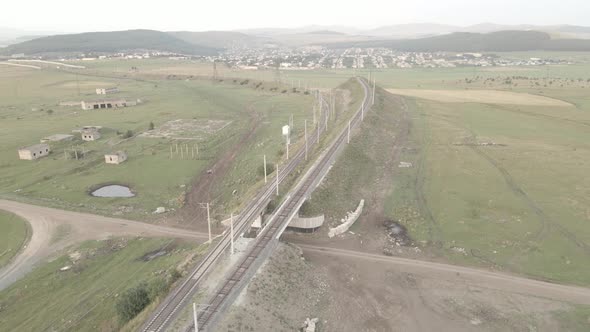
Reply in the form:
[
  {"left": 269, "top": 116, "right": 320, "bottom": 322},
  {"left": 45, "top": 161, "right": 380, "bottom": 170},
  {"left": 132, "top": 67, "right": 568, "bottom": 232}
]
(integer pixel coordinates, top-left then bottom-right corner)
[
  {"left": 347, "top": 120, "right": 351, "bottom": 144},
  {"left": 276, "top": 163, "right": 279, "bottom": 196},
  {"left": 313, "top": 105, "right": 316, "bottom": 125},
  {"left": 361, "top": 103, "right": 364, "bottom": 121},
  {"left": 230, "top": 213, "right": 234, "bottom": 255},
  {"left": 286, "top": 139, "right": 289, "bottom": 160},
  {"left": 206, "top": 203, "right": 211, "bottom": 242},
  {"left": 263, "top": 155, "right": 267, "bottom": 183},
  {"left": 304, "top": 119, "right": 308, "bottom": 160},
  {"left": 193, "top": 303, "right": 198, "bottom": 332}
]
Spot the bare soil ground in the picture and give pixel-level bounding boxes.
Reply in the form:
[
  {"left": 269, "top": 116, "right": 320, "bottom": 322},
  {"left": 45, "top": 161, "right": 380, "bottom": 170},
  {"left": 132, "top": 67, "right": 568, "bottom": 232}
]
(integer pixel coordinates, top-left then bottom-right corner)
[
  {"left": 218, "top": 243, "right": 589, "bottom": 332},
  {"left": 386, "top": 88, "right": 573, "bottom": 106},
  {"left": 0, "top": 199, "right": 208, "bottom": 290}
]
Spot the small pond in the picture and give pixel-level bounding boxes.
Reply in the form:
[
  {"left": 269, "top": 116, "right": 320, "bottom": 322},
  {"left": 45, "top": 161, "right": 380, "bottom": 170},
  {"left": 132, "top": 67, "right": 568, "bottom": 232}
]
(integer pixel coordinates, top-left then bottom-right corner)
[{"left": 91, "top": 185, "right": 135, "bottom": 198}]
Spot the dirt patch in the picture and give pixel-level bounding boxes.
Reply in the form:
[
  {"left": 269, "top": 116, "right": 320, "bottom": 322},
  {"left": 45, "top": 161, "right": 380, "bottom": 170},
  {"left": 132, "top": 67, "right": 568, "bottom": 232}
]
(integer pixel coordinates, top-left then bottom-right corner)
[
  {"left": 0, "top": 199, "right": 208, "bottom": 290},
  {"left": 386, "top": 88, "right": 573, "bottom": 106},
  {"left": 218, "top": 243, "right": 573, "bottom": 332},
  {"left": 139, "top": 119, "right": 232, "bottom": 140}
]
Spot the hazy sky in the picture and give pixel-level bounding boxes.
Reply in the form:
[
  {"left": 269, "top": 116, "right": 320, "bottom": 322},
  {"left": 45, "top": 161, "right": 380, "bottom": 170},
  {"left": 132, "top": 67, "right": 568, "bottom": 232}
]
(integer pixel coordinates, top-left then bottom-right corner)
[{"left": 3, "top": 0, "right": 589, "bottom": 32}]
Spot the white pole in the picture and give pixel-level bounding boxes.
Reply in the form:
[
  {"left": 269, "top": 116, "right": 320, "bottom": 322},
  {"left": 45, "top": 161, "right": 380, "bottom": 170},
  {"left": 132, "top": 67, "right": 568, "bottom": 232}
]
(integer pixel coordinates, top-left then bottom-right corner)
[
  {"left": 313, "top": 105, "right": 316, "bottom": 124},
  {"left": 263, "top": 154, "right": 267, "bottom": 183},
  {"left": 361, "top": 103, "right": 364, "bottom": 121},
  {"left": 347, "top": 120, "right": 351, "bottom": 144},
  {"left": 206, "top": 203, "right": 211, "bottom": 242},
  {"left": 276, "top": 163, "right": 279, "bottom": 196},
  {"left": 286, "top": 139, "right": 289, "bottom": 160},
  {"left": 193, "top": 303, "right": 198, "bottom": 332},
  {"left": 230, "top": 213, "right": 234, "bottom": 255},
  {"left": 304, "top": 119, "right": 308, "bottom": 160}
]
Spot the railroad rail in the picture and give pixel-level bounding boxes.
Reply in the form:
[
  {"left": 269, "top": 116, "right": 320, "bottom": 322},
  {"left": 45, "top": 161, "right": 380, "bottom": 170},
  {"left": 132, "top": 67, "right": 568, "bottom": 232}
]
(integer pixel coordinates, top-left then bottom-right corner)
[
  {"left": 192, "top": 77, "right": 373, "bottom": 331},
  {"left": 141, "top": 83, "right": 335, "bottom": 332}
]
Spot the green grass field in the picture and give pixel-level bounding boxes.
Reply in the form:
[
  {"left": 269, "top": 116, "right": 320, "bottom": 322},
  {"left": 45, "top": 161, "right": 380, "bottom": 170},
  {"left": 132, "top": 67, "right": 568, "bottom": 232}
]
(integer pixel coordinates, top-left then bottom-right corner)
[
  {"left": 298, "top": 61, "right": 590, "bottom": 288},
  {"left": 0, "top": 210, "right": 28, "bottom": 268},
  {"left": 0, "top": 65, "right": 314, "bottom": 218},
  {"left": 0, "top": 237, "right": 204, "bottom": 331}
]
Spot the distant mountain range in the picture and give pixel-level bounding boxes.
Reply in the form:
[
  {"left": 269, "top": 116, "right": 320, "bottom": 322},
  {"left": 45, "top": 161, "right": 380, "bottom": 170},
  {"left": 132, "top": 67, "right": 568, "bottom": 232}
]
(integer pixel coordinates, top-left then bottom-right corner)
[
  {"left": 2, "top": 23, "right": 590, "bottom": 56},
  {"left": 236, "top": 23, "right": 590, "bottom": 40},
  {"left": 0, "top": 30, "right": 218, "bottom": 56},
  {"left": 324, "top": 30, "right": 590, "bottom": 52}
]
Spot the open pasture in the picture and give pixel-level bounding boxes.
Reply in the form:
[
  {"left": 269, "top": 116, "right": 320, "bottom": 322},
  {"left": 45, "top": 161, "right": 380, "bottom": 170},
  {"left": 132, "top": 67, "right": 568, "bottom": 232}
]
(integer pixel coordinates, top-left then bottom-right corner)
[{"left": 0, "top": 65, "right": 314, "bottom": 218}]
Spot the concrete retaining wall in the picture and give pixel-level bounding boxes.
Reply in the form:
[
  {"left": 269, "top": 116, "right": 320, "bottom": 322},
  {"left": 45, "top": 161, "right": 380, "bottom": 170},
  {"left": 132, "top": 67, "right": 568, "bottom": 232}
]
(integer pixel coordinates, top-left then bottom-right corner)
[
  {"left": 289, "top": 215, "right": 324, "bottom": 229},
  {"left": 328, "top": 199, "right": 364, "bottom": 238}
]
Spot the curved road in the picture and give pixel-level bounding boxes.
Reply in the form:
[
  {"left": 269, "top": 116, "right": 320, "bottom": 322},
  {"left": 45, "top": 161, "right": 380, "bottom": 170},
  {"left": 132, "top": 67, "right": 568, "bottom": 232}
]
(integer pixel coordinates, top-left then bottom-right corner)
[{"left": 0, "top": 199, "right": 208, "bottom": 290}]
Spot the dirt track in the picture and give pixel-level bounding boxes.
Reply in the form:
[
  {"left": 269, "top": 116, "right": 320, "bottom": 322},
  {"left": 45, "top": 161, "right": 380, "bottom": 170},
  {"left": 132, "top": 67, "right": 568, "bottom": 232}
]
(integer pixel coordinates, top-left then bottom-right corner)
[
  {"left": 299, "top": 244, "right": 590, "bottom": 305},
  {"left": 0, "top": 199, "right": 208, "bottom": 290}
]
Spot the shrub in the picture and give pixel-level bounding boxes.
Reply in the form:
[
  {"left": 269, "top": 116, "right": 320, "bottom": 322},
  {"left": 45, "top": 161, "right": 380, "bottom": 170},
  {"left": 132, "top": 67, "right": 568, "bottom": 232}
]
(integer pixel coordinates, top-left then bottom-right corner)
[
  {"left": 116, "top": 283, "right": 150, "bottom": 322},
  {"left": 122, "top": 130, "right": 134, "bottom": 138}
]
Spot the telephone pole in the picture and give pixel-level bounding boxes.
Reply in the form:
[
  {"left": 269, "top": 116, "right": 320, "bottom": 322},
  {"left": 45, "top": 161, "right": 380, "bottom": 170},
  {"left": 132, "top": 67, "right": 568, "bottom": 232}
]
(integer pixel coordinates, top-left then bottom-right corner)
[
  {"left": 193, "top": 303, "right": 198, "bottom": 332},
  {"left": 230, "top": 213, "right": 234, "bottom": 255},
  {"left": 347, "top": 120, "right": 351, "bottom": 144},
  {"left": 206, "top": 203, "right": 211, "bottom": 242},
  {"left": 263, "top": 154, "right": 267, "bottom": 183},
  {"left": 275, "top": 163, "right": 279, "bottom": 196}
]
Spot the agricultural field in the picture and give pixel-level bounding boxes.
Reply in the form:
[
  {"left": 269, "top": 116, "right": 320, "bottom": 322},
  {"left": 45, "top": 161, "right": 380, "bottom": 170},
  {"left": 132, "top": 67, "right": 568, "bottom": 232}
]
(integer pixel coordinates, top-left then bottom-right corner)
[
  {"left": 0, "top": 64, "right": 315, "bottom": 219},
  {"left": 0, "top": 210, "right": 28, "bottom": 268},
  {"left": 0, "top": 237, "right": 204, "bottom": 331}
]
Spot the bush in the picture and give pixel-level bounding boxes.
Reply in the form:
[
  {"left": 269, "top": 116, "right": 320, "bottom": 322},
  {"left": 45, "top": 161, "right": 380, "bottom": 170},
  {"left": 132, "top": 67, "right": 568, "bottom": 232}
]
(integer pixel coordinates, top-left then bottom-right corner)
[
  {"left": 116, "top": 283, "right": 150, "bottom": 322},
  {"left": 122, "top": 130, "right": 134, "bottom": 138},
  {"left": 148, "top": 122, "right": 155, "bottom": 130}
]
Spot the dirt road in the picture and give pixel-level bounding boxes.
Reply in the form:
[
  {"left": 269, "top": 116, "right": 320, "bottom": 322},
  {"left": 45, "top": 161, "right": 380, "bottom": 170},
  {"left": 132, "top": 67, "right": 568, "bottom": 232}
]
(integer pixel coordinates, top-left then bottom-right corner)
[
  {"left": 299, "top": 244, "right": 590, "bottom": 305},
  {"left": 0, "top": 199, "right": 208, "bottom": 290}
]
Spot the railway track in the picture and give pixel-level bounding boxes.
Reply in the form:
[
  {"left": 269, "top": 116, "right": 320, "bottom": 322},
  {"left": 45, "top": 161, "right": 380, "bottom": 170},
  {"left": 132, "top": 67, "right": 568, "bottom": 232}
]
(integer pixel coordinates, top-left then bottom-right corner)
[
  {"left": 191, "top": 77, "right": 373, "bottom": 331},
  {"left": 140, "top": 83, "right": 337, "bottom": 332}
]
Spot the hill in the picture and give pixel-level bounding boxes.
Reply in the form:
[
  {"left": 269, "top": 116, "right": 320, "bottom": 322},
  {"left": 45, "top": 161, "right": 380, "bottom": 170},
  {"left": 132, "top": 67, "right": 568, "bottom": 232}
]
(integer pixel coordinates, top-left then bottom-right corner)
[
  {"left": 169, "top": 31, "right": 273, "bottom": 49},
  {"left": 0, "top": 29, "right": 218, "bottom": 56},
  {"left": 324, "top": 30, "right": 590, "bottom": 52}
]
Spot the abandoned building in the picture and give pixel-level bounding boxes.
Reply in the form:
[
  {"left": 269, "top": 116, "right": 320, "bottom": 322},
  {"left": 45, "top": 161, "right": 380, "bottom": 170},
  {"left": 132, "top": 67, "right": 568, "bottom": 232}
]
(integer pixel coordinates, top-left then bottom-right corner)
[
  {"left": 81, "top": 129, "right": 101, "bottom": 141},
  {"left": 18, "top": 144, "right": 51, "bottom": 160},
  {"left": 96, "top": 87, "right": 119, "bottom": 95},
  {"left": 105, "top": 151, "right": 127, "bottom": 164},
  {"left": 81, "top": 99, "right": 131, "bottom": 110}
]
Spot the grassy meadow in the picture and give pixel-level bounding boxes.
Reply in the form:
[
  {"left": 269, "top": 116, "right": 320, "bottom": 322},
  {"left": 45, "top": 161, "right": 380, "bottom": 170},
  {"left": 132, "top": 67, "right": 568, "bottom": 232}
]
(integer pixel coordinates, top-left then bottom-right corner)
[
  {"left": 0, "top": 64, "right": 314, "bottom": 218},
  {"left": 0, "top": 210, "right": 28, "bottom": 268},
  {"left": 380, "top": 63, "right": 590, "bottom": 286},
  {"left": 0, "top": 237, "right": 204, "bottom": 331}
]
